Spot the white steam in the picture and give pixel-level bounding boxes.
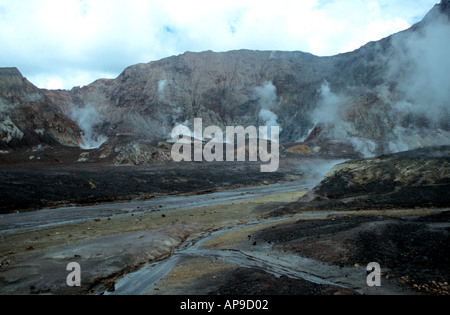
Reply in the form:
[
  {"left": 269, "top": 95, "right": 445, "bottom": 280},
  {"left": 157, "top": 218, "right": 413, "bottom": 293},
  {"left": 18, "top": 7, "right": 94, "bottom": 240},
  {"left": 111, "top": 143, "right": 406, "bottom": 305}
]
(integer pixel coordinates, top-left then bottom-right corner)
[
  {"left": 382, "top": 10, "right": 450, "bottom": 151},
  {"left": 259, "top": 109, "right": 279, "bottom": 130},
  {"left": 254, "top": 81, "right": 282, "bottom": 140},
  {"left": 310, "top": 81, "right": 378, "bottom": 158},
  {"left": 386, "top": 14, "right": 450, "bottom": 125},
  {"left": 70, "top": 103, "right": 107, "bottom": 150},
  {"left": 297, "top": 159, "right": 348, "bottom": 189},
  {"left": 158, "top": 79, "right": 168, "bottom": 101},
  {"left": 311, "top": 81, "right": 348, "bottom": 126},
  {"left": 307, "top": 11, "right": 450, "bottom": 157}
]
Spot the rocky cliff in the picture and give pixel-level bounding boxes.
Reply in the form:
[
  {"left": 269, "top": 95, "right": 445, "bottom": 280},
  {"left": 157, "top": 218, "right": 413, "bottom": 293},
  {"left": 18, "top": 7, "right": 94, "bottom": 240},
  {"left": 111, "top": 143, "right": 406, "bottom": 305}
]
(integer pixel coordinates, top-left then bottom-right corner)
[
  {"left": 1, "top": 1, "right": 449, "bottom": 161},
  {"left": 0, "top": 68, "right": 81, "bottom": 151}
]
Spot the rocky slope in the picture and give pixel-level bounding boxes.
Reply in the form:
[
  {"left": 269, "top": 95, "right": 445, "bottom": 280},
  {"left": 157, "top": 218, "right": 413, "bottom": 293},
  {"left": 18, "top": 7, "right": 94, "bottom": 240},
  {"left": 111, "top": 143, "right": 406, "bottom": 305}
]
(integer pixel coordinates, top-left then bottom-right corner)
[
  {"left": 0, "top": 68, "right": 81, "bottom": 151},
  {"left": 37, "top": 0, "right": 449, "bottom": 160},
  {"left": 1, "top": 1, "right": 449, "bottom": 162},
  {"left": 275, "top": 145, "right": 450, "bottom": 213}
]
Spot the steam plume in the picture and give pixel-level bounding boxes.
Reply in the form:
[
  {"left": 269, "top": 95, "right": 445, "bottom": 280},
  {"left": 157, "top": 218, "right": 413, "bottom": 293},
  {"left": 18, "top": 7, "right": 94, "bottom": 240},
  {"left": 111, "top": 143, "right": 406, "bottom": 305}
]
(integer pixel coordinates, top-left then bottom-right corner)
[
  {"left": 70, "top": 103, "right": 107, "bottom": 150},
  {"left": 254, "top": 81, "right": 282, "bottom": 140}
]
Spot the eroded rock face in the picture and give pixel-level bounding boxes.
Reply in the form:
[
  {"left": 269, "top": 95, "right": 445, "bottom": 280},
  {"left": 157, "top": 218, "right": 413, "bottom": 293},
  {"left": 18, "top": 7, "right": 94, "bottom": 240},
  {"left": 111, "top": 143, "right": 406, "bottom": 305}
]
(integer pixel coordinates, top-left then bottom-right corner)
[
  {"left": 43, "top": 0, "right": 450, "bottom": 159},
  {"left": 3, "top": 1, "right": 450, "bottom": 161},
  {"left": 0, "top": 68, "right": 82, "bottom": 150}
]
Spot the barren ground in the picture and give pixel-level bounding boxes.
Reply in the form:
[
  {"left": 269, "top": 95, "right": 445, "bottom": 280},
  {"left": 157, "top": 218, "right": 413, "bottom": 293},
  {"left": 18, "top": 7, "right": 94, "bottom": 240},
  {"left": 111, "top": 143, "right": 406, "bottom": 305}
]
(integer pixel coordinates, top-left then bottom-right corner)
[{"left": 0, "top": 157, "right": 448, "bottom": 295}]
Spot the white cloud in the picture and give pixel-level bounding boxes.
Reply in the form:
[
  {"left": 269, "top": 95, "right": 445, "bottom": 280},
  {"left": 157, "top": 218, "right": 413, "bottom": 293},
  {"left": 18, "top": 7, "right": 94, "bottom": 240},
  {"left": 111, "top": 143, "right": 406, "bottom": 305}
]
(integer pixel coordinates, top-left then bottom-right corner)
[{"left": 0, "top": 0, "right": 439, "bottom": 89}]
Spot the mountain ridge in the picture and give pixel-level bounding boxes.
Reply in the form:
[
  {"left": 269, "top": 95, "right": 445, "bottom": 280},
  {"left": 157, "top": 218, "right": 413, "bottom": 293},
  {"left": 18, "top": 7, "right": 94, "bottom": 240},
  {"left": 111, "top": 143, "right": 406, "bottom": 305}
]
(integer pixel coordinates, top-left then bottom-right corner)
[{"left": 1, "top": 0, "right": 449, "bottom": 160}]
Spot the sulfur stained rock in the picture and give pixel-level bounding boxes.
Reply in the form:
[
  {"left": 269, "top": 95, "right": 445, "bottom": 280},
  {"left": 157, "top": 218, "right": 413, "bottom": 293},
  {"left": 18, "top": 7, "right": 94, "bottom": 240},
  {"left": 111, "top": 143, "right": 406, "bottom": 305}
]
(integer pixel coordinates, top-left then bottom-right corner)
[{"left": 294, "top": 146, "right": 450, "bottom": 212}]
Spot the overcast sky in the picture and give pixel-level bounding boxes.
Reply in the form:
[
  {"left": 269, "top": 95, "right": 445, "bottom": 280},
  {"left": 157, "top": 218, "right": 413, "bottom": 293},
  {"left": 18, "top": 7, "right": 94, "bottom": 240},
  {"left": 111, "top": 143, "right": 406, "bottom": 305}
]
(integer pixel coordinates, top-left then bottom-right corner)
[{"left": 0, "top": 0, "right": 439, "bottom": 90}]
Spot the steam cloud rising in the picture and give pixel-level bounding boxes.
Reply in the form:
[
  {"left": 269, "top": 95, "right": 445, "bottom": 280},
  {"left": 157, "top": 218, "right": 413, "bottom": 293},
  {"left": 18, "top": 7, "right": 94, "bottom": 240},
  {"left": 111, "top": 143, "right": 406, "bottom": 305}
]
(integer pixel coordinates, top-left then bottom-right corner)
[
  {"left": 70, "top": 103, "right": 107, "bottom": 150},
  {"left": 383, "top": 10, "right": 450, "bottom": 152},
  {"left": 254, "top": 81, "right": 282, "bottom": 140},
  {"left": 307, "top": 8, "right": 450, "bottom": 157}
]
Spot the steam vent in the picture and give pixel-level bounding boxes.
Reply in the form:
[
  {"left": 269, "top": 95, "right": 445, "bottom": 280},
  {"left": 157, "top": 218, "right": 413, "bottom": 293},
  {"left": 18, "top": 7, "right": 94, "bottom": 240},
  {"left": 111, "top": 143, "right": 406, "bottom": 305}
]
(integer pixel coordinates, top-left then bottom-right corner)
[{"left": 0, "top": 0, "right": 449, "bottom": 298}]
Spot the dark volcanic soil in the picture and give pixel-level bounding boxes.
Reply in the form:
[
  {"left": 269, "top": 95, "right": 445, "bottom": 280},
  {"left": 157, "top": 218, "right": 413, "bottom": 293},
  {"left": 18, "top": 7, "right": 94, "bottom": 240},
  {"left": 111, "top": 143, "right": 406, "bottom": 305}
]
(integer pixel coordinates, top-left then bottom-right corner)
[
  {"left": 209, "top": 268, "right": 356, "bottom": 295},
  {"left": 0, "top": 161, "right": 290, "bottom": 214},
  {"left": 252, "top": 211, "right": 450, "bottom": 294},
  {"left": 1, "top": 145, "right": 449, "bottom": 295},
  {"left": 271, "top": 146, "right": 450, "bottom": 216}
]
